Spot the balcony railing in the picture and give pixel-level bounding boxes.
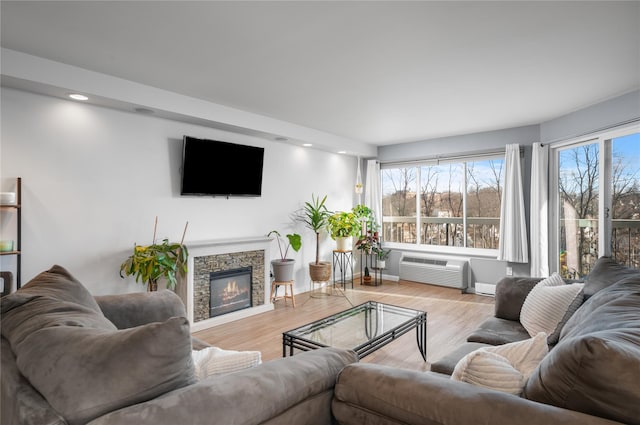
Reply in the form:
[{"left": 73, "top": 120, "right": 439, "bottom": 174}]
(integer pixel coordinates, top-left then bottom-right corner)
[
  {"left": 382, "top": 216, "right": 500, "bottom": 249},
  {"left": 560, "top": 218, "right": 640, "bottom": 276},
  {"left": 384, "top": 216, "right": 640, "bottom": 268}
]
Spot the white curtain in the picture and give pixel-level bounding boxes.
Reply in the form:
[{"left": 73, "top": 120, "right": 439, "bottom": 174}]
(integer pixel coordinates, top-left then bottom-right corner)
[
  {"left": 530, "top": 143, "right": 550, "bottom": 277},
  {"left": 497, "top": 144, "right": 529, "bottom": 263},
  {"left": 364, "top": 160, "right": 382, "bottom": 232}
]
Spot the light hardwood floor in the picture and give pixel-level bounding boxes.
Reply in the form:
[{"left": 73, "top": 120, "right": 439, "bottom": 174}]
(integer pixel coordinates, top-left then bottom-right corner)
[{"left": 193, "top": 280, "right": 495, "bottom": 372}]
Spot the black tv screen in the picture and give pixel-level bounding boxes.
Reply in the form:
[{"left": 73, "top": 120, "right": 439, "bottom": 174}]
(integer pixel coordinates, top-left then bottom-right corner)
[{"left": 181, "top": 136, "right": 264, "bottom": 197}]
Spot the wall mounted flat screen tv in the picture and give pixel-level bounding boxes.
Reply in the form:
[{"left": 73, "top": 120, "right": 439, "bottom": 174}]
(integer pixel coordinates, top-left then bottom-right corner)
[{"left": 181, "top": 136, "right": 264, "bottom": 197}]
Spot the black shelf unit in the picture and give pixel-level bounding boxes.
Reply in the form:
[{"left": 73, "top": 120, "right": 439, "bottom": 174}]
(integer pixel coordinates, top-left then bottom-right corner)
[
  {"left": 332, "top": 250, "right": 354, "bottom": 290},
  {"left": 359, "top": 251, "right": 382, "bottom": 286},
  {"left": 1, "top": 177, "right": 21, "bottom": 290}
]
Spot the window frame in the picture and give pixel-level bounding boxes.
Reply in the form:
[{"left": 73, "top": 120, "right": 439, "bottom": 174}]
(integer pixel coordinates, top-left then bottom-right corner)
[
  {"left": 380, "top": 151, "right": 506, "bottom": 258},
  {"left": 549, "top": 123, "right": 640, "bottom": 274}
]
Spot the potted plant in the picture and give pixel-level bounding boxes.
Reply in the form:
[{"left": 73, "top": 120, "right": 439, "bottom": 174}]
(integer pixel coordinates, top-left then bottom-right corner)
[
  {"left": 362, "top": 265, "right": 372, "bottom": 284},
  {"left": 120, "top": 218, "right": 189, "bottom": 291},
  {"left": 355, "top": 231, "right": 379, "bottom": 255},
  {"left": 268, "top": 230, "right": 302, "bottom": 282},
  {"left": 328, "top": 210, "right": 361, "bottom": 251},
  {"left": 298, "top": 194, "right": 332, "bottom": 282},
  {"left": 376, "top": 248, "right": 392, "bottom": 269},
  {"left": 352, "top": 204, "right": 377, "bottom": 233}
]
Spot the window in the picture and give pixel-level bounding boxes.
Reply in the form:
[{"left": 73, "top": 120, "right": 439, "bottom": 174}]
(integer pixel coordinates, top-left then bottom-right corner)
[
  {"left": 558, "top": 142, "right": 600, "bottom": 278},
  {"left": 553, "top": 128, "right": 639, "bottom": 278},
  {"left": 381, "top": 155, "right": 505, "bottom": 251},
  {"left": 610, "top": 133, "right": 640, "bottom": 269}
]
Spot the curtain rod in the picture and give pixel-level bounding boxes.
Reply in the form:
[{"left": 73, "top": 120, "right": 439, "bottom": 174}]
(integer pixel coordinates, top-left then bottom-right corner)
[{"left": 379, "top": 146, "right": 523, "bottom": 167}]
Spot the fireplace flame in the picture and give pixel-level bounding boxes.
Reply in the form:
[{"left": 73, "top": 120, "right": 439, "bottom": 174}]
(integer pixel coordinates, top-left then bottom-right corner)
[{"left": 225, "top": 280, "right": 239, "bottom": 296}]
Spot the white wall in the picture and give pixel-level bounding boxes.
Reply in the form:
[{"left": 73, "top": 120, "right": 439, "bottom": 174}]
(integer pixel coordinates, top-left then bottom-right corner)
[{"left": 0, "top": 87, "right": 356, "bottom": 295}]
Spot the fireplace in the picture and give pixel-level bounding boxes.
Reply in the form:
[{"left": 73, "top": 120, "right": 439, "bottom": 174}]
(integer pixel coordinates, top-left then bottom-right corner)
[{"left": 209, "top": 267, "right": 252, "bottom": 318}]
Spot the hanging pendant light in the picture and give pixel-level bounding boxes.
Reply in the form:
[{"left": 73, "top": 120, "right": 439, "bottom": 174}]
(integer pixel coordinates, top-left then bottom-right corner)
[{"left": 355, "top": 156, "right": 363, "bottom": 194}]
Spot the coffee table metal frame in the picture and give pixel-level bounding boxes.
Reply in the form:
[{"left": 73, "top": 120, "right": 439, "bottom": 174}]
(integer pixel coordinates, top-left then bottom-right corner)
[{"left": 282, "top": 301, "right": 427, "bottom": 361}]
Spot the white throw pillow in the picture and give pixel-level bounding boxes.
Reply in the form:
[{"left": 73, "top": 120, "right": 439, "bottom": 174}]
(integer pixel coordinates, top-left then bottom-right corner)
[
  {"left": 451, "top": 332, "right": 548, "bottom": 395},
  {"left": 192, "top": 347, "right": 262, "bottom": 380},
  {"left": 520, "top": 273, "right": 584, "bottom": 343}
]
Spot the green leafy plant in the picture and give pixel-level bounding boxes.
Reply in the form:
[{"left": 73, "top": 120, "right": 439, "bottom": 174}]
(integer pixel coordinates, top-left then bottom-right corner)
[
  {"left": 120, "top": 239, "right": 188, "bottom": 290},
  {"left": 120, "top": 218, "right": 189, "bottom": 291},
  {"left": 268, "top": 230, "right": 302, "bottom": 260},
  {"left": 353, "top": 203, "right": 378, "bottom": 232},
  {"left": 299, "top": 194, "right": 330, "bottom": 264},
  {"left": 355, "top": 231, "right": 380, "bottom": 255},
  {"left": 377, "top": 247, "right": 392, "bottom": 261},
  {"left": 328, "top": 211, "right": 361, "bottom": 239}
]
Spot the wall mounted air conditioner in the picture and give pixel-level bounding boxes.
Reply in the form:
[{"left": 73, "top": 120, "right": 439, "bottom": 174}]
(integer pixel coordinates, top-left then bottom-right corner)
[{"left": 399, "top": 254, "right": 469, "bottom": 290}]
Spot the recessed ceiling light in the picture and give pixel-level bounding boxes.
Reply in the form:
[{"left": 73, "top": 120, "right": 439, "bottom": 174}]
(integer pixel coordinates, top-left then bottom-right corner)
[
  {"left": 338, "top": 150, "right": 347, "bottom": 154},
  {"left": 68, "top": 93, "right": 89, "bottom": 101},
  {"left": 303, "top": 143, "right": 312, "bottom": 147}
]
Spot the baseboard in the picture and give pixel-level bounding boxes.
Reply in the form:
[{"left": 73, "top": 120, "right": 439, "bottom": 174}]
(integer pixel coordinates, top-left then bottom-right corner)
[
  {"left": 353, "top": 272, "right": 400, "bottom": 282},
  {"left": 474, "top": 282, "right": 496, "bottom": 297}
]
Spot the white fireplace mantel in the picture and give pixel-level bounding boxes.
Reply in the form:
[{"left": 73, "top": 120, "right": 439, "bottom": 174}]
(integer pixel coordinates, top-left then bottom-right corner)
[{"left": 177, "top": 236, "right": 273, "bottom": 332}]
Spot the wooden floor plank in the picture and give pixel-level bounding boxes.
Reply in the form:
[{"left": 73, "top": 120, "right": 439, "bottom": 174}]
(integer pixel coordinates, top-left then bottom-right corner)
[{"left": 193, "top": 280, "right": 494, "bottom": 372}]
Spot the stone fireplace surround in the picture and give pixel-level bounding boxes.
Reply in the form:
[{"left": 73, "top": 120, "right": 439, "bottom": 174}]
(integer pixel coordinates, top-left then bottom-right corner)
[{"left": 176, "top": 236, "right": 273, "bottom": 332}]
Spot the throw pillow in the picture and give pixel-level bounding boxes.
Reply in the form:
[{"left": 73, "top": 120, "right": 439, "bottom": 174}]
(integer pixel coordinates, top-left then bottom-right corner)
[
  {"left": 192, "top": 346, "right": 262, "bottom": 379},
  {"left": 1, "top": 265, "right": 117, "bottom": 348},
  {"left": 16, "top": 316, "right": 196, "bottom": 425},
  {"left": 582, "top": 256, "right": 640, "bottom": 299},
  {"left": 451, "top": 332, "right": 548, "bottom": 395},
  {"left": 1, "top": 265, "right": 196, "bottom": 425},
  {"left": 519, "top": 273, "right": 584, "bottom": 344}
]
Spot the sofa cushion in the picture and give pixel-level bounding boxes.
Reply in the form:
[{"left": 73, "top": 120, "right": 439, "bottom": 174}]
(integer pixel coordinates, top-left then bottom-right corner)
[
  {"left": 451, "top": 332, "right": 548, "bottom": 395},
  {"left": 1, "top": 265, "right": 196, "bottom": 425},
  {"left": 430, "top": 342, "right": 489, "bottom": 375},
  {"left": 519, "top": 273, "right": 583, "bottom": 344},
  {"left": 523, "top": 278, "right": 640, "bottom": 425},
  {"left": 561, "top": 275, "right": 640, "bottom": 341},
  {"left": 494, "top": 277, "right": 543, "bottom": 321},
  {"left": 0, "top": 265, "right": 117, "bottom": 348},
  {"left": 583, "top": 256, "right": 640, "bottom": 299},
  {"left": 467, "top": 317, "right": 531, "bottom": 346},
  {"left": 17, "top": 316, "right": 196, "bottom": 425}
]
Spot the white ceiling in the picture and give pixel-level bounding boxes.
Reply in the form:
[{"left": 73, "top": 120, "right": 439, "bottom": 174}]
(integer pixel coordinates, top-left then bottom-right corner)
[{"left": 1, "top": 1, "right": 639, "bottom": 146}]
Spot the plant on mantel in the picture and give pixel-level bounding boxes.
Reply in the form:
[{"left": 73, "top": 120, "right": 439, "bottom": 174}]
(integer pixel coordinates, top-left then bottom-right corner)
[{"left": 119, "top": 217, "right": 189, "bottom": 291}]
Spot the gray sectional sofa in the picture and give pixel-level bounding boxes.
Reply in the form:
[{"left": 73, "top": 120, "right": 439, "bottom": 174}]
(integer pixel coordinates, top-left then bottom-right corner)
[
  {"left": 1, "top": 265, "right": 358, "bottom": 425},
  {"left": 4, "top": 258, "right": 639, "bottom": 425},
  {"left": 332, "top": 256, "right": 640, "bottom": 425}
]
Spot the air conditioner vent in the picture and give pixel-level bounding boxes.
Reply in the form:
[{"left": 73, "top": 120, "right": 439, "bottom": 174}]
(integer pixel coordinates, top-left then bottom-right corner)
[
  {"left": 402, "top": 257, "right": 448, "bottom": 267},
  {"left": 399, "top": 254, "right": 468, "bottom": 290}
]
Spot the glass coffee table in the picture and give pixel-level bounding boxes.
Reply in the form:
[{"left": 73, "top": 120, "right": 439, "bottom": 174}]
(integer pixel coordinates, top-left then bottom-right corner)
[{"left": 282, "top": 301, "right": 427, "bottom": 361}]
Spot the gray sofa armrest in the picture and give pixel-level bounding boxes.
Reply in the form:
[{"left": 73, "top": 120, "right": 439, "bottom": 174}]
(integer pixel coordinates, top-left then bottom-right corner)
[
  {"left": 332, "top": 364, "right": 622, "bottom": 425},
  {"left": 87, "top": 348, "right": 359, "bottom": 425},
  {"left": 95, "top": 290, "right": 187, "bottom": 329},
  {"left": 494, "top": 277, "right": 543, "bottom": 320}
]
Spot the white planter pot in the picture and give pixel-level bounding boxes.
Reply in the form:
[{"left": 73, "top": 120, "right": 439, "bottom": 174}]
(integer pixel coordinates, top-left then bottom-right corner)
[
  {"left": 377, "top": 260, "right": 386, "bottom": 269},
  {"left": 335, "top": 236, "right": 353, "bottom": 251}
]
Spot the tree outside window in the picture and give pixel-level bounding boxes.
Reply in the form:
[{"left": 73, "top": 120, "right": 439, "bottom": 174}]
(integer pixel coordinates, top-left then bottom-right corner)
[{"left": 381, "top": 156, "right": 504, "bottom": 250}]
